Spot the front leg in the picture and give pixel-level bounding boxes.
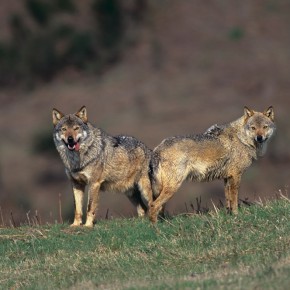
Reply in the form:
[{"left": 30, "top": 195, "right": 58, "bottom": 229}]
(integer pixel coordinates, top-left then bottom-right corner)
[
  {"left": 84, "top": 182, "right": 101, "bottom": 227},
  {"left": 224, "top": 175, "right": 241, "bottom": 215},
  {"left": 71, "top": 180, "right": 86, "bottom": 226}
]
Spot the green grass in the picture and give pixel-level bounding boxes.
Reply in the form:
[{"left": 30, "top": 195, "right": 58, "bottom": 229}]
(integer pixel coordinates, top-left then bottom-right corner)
[{"left": 1, "top": 198, "right": 290, "bottom": 289}]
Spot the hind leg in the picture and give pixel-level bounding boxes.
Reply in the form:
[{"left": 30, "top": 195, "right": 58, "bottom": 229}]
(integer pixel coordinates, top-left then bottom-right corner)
[
  {"left": 158, "top": 204, "right": 166, "bottom": 219},
  {"left": 149, "top": 186, "right": 177, "bottom": 223},
  {"left": 127, "top": 189, "right": 147, "bottom": 217},
  {"left": 137, "top": 175, "right": 154, "bottom": 214}
]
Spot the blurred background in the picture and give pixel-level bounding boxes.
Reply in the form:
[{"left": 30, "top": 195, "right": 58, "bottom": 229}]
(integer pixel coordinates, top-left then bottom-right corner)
[{"left": 0, "top": 0, "right": 289, "bottom": 225}]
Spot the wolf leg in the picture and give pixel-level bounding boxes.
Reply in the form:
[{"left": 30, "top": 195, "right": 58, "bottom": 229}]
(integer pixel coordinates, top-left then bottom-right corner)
[
  {"left": 224, "top": 178, "right": 231, "bottom": 212},
  {"left": 85, "top": 182, "right": 101, "bottom": 227},
  {"left": 149, "top": 187, "right": 175, "bottom": 223},
  {"left": 136, "top": 204, "right": 146, "bottom": 217},
  {"left": 71, "top": 181, "right": 85, "bottom": 226},
  {"left": 224, "top": 176, "right": 240, "bottom": 215},
  {"left": 126, "top": 189, "right": 147, "bottom": 217},
  {"left": 137, "top": 176, "right": 154, "bottom": 216}
]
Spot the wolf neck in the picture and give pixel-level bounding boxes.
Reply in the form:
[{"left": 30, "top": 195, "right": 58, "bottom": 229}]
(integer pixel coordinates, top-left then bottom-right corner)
[
  {"left": 230, "top": 117, "right": 266, "bottom": 158},
  {"left": 255, "top": 141, "right": 268, "bottom": 157}
]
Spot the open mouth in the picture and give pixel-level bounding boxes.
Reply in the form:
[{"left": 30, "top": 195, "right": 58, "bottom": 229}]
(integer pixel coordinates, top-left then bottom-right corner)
[
  {"left": 64, "top": 139, "right": 80, "bottom": 151},
  {"left": 255, "top": 137, "right": 267, "bottom": 144}
]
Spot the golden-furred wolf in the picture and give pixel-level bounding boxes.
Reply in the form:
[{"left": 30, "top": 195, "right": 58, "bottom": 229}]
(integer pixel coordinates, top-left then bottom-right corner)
[
  {"left": 149, "top": 106, "right": 275, "bottom": 223},
  {"left": 52, "top": 106, "right": 153, "bottom": 227}
]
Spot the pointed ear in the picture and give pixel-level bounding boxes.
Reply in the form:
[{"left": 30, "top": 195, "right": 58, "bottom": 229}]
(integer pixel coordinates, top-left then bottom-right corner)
[
  {"left": 264, "top": 106, "right": 274, "bottom": 121},
  {"left": 52, "top": 108, "right": 64, "bottom": 126},
  {"left": 244, "top": 106, "right": 254, "bottom": 119},
  {"left": 75, "top": 106, "right": 88, "bottom": 123}
]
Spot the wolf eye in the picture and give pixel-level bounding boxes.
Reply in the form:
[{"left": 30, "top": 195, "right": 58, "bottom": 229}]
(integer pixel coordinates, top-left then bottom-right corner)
[
  {"left": 263, "top": 125, "right": 268, "bottom": 129},
  {"left": 74, "top": 126, "right": 80, "bottom": 131},
  {"left": 61, "top": 127, "right": 67, "bottom": 132},
  {"left": 251, "top": 126, "right": 256, "bottom": 130}
]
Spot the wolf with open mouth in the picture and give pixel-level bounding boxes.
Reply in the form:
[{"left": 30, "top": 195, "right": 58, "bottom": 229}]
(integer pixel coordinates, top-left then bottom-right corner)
[{"left": 52, "top": 106, "right": 153, "bottom": 227}]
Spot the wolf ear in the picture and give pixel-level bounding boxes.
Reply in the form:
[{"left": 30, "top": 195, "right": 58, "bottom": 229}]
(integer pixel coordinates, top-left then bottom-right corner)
[
  {"left": 244, "top": 106, "right": 254, "bottom": 119},
  {"left": 264, "top": 106, "right": 274, "bottom": 121},
  {"left": 52, "top": 108, "right": 64, "bottom": 126},
  {"left": 75, "top": 106, "right": 88, "bottom": 123}
]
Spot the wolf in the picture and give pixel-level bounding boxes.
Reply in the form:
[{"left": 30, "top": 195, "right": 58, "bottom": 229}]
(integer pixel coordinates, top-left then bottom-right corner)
[
  {"left": 149, "top": 106, "right": 275, "bottom": 223},
  {"left": 52, "top": 106, "right": 153, "bottom": 227}
]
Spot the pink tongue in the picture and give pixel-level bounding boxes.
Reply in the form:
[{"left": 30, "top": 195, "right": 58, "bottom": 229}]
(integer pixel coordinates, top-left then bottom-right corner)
[{"left": 75, "top": 142, "right": 80, "bottom": 151}]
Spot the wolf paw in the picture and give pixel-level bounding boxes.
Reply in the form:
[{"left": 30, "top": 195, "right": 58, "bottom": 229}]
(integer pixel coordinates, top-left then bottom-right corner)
[
  {"left": 84, "top": 223, "right": 94, "bottom": 228},
  {"left": 70, "top": 222, "right": 82, "bottom": 227},
  {"left": 149, "top": 209, "right": 158, "bottom": 224}
]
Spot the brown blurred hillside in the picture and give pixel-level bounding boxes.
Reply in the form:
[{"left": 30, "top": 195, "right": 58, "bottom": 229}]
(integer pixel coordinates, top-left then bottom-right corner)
[{"left": 0, "top": 0, "right": 289, "bottom": 225}]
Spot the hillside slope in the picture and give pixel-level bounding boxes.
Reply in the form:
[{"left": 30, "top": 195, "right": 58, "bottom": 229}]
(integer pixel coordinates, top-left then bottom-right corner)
[{"left": 0, "top": 198, "right": 290, "bottom": 289}]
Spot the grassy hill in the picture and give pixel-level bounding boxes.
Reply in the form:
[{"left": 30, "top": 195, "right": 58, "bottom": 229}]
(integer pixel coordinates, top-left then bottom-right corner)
[{"left": 1, "top": 197, "right": 290, "bottom": 289}]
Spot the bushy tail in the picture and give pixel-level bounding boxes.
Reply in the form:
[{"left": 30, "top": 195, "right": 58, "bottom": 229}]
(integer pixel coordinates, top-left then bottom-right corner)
[{"left": 149, "top": 152, "right": 162, "bottom": 199}]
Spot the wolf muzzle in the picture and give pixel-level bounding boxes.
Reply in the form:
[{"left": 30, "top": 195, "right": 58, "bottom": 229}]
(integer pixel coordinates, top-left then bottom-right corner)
[
  {"left": 66, "top": 136, "right": 80, "bottom": 151},
  {"left": 255, "top": 135, "right": 266, "bottom": 143}
]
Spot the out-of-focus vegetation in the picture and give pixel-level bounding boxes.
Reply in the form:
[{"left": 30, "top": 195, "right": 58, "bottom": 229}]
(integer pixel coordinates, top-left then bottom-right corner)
[{"left": 0, "top": 0, "right": 147, "bottom": 85}]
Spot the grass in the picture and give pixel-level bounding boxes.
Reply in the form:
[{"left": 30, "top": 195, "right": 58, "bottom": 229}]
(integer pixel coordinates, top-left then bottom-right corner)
[{"left": 0, "top": 197, "right": 290, "bottom": 289}]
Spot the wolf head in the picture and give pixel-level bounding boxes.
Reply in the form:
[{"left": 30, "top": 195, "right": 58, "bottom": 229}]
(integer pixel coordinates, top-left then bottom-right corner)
[
  {"left": 52, "top": 106, "right": 89, "bottom": 152},
  {"left": 243, "top": 106, "right": 276, "bottom": 156}
]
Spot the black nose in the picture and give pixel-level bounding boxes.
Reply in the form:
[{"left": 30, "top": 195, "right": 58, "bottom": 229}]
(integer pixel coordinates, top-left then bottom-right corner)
[
  {"left": 67, "top": 136, "right": 74, "bottom": 144},
  {"left": 256, "top": 135, "right": 263, "bottom": 142}
]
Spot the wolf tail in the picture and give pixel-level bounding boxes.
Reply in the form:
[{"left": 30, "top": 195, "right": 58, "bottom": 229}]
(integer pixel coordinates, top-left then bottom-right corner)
[{"left": 149, "top": 152, "right": 162, "bottom": 199}]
